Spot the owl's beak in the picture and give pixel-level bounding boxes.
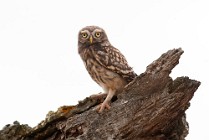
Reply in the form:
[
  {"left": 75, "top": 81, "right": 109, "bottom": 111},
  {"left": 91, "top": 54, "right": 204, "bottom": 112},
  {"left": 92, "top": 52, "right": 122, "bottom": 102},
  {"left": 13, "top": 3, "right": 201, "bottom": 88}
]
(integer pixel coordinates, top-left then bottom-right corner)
[{"left": 89, "top": 36, "right": 93, "bottom": 44}]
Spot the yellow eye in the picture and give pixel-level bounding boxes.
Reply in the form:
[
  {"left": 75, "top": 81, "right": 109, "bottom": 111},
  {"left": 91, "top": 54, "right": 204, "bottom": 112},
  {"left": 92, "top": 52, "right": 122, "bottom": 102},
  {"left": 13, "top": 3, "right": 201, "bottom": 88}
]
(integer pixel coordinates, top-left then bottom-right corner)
[
  {"left": 81, "top": 33, "right": 88, "bottom": 38},
  {"left": 95, "top": 32, "right": 101, "bottom": 38}
]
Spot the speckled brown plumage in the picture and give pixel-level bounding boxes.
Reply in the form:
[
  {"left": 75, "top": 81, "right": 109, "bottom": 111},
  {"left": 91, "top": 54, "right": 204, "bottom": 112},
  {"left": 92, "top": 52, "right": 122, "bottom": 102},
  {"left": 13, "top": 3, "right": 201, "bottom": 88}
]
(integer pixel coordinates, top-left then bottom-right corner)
[{"left": 78, "top": 26, "right": 137, "bottom": 112}]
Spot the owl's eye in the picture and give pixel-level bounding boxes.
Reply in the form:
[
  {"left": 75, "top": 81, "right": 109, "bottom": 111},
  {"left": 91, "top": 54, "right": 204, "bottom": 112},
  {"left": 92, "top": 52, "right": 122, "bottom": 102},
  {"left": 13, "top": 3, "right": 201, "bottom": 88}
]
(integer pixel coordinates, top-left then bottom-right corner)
[
  {"left": 81, "top": 33, "right": 88, "bottom": 38},
  {"left": 95, "top": 32, "right": 101, "bottom": 38}
]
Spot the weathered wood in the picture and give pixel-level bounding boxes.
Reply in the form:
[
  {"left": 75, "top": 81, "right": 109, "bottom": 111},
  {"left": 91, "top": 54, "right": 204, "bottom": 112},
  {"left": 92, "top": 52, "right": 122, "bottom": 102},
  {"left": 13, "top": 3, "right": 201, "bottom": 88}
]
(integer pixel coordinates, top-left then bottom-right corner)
[{"left": 0, "top": 48, "right": 200, "bottom": 140}]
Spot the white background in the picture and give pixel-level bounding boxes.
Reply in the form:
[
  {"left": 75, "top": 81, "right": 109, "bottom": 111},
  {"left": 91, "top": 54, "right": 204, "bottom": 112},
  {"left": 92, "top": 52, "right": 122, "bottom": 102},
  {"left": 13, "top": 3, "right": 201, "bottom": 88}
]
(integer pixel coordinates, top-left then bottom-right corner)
[{"left": 0, "top": 0, "right": 208, "bottom": 139}]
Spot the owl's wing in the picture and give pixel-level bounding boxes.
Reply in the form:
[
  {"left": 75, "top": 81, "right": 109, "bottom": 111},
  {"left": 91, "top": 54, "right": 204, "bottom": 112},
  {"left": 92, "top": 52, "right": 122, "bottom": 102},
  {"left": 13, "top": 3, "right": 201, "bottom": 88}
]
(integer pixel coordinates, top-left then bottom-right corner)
[{"left": 91, "top": 43, "right": 137, "bottom": 82}]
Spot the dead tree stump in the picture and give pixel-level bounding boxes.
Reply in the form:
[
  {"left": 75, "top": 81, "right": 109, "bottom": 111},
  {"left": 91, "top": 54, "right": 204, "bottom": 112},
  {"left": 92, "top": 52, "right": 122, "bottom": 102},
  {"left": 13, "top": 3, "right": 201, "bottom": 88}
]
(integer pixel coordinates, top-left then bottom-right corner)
[{"left": 0, "top": 48, "right": 200, "bottom": 140}]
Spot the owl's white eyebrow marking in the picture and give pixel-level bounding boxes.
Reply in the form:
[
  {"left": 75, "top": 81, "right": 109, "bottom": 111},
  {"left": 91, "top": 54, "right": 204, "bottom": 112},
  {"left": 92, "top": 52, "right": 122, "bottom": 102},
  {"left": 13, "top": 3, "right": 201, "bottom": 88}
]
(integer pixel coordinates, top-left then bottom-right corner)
[
  {"left": 81, "top": 30, "right": 89, "bottom": 33},
  {"left": 93, "top": 29, "right": 102, "bottom": 32}
]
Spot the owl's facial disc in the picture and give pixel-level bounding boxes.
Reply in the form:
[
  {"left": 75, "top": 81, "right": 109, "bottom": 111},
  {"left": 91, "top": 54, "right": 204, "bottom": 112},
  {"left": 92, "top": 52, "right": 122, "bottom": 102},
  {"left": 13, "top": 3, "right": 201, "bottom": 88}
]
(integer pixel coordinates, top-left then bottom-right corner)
[{"left": 79, "top": 28, "right": 105, "bottom": 45}]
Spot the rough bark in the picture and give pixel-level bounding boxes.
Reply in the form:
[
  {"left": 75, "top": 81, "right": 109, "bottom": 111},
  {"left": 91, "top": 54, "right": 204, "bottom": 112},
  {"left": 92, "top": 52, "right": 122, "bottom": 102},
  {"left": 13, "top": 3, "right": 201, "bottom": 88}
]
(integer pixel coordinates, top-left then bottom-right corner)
[{"left": 0, "top": 48, "right": 200, "bottom": 140}]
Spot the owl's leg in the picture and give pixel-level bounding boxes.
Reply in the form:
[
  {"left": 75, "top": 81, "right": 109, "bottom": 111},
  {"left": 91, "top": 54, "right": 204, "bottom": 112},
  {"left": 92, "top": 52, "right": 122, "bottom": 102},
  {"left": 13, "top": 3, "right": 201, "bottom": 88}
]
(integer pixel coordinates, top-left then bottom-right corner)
[
  {"left": 97, "top": 89, "right": 116, "bottom": 113},
  {"left": 90, "top": 86, "right": 108, "bottom": 100}
]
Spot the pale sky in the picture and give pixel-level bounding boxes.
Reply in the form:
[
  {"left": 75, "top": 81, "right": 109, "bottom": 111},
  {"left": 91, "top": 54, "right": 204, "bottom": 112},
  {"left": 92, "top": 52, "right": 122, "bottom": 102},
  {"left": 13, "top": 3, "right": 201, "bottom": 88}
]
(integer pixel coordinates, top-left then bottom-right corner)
[{"left": 0, "top": 0, "right": 208, "bottom": 139}]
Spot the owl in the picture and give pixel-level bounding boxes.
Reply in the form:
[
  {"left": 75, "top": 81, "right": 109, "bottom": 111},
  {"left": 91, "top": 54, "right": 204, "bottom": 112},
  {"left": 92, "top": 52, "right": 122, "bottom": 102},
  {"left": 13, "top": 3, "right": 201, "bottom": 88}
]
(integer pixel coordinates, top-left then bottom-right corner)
[{"left": 78, "top": 26, "right": 137, "bottom": 112}]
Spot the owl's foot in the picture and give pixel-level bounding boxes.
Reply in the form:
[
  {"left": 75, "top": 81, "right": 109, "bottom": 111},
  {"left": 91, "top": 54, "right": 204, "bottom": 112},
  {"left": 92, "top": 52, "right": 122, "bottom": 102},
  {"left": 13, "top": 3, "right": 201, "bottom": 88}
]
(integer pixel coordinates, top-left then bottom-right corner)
[{"left": 97, "top": 101, "right": 111, "bottom": 113}]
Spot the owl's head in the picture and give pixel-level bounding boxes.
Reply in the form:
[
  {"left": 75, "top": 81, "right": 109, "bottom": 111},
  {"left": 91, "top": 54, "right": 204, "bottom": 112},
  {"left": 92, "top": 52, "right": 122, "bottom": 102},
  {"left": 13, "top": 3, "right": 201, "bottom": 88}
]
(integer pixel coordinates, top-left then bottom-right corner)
[{"left": 78, "top": 26, "right": 109, "bottom": 46}]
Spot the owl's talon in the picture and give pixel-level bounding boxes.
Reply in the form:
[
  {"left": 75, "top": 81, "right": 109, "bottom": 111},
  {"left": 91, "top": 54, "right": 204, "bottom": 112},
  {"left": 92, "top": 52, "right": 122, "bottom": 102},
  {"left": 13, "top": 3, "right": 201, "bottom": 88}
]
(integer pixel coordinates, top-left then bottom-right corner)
[{"left": 97, "top": 101, "right": 111, "bottom": 113}]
